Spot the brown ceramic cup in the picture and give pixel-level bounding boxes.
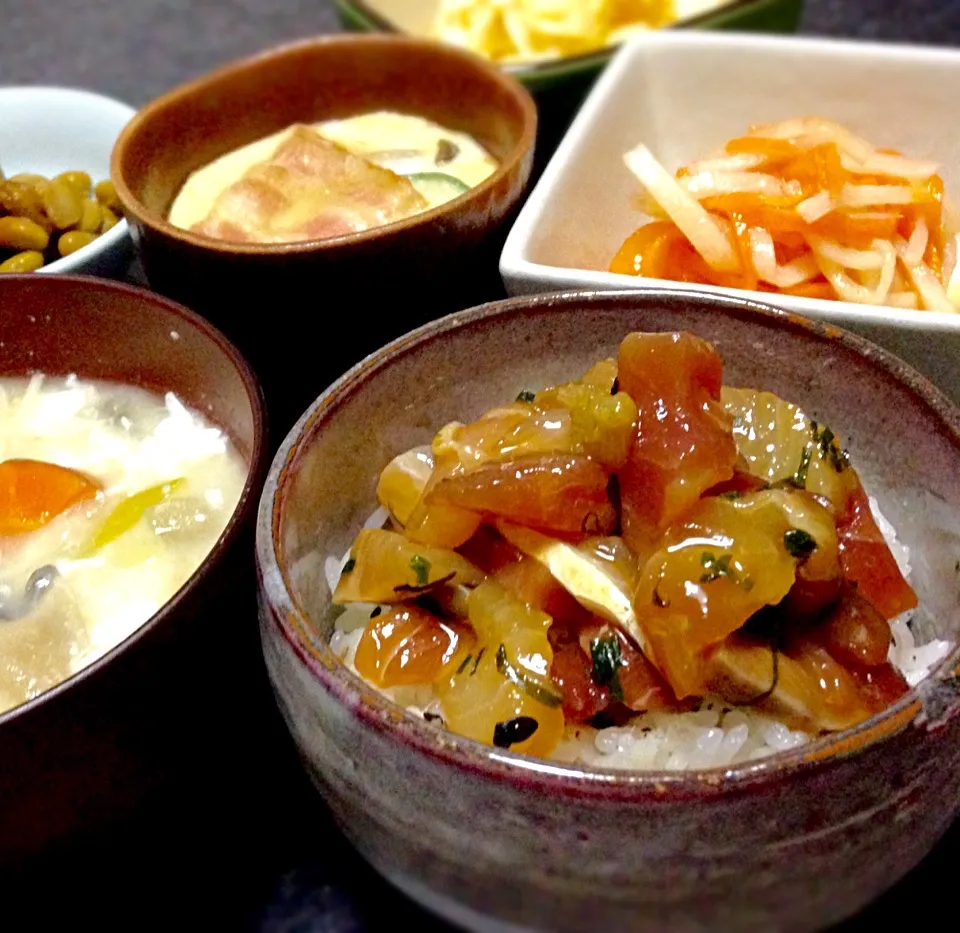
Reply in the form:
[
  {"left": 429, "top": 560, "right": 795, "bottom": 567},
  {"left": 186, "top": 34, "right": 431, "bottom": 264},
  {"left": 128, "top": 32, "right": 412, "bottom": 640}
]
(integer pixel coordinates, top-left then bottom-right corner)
[
  {"left": 0, "top": 274, "right": 268, "bottom": 865},
  {"left": 111, "top": 34, "right": 537, "bottom": 436},
  {"left": 257, "top": 288, "right": 960, "bottom": 933}
]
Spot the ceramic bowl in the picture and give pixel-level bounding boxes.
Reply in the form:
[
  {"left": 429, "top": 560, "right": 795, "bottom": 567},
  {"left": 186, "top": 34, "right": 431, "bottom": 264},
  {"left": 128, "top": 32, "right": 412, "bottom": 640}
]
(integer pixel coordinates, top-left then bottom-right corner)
[
  {"left": 111, "top": 34, "right": 537, "bottom": 435},
  {"left": 257, "top": 288, "right": 960, "bottom": 933},
  {"left": 500, "top": 31, "right": 960, "bottom": 404},
  {"left": 0, "top": 274, "right": 268, "bottom": 865},
  {"left": 0, "top": 86, "right": 135, "bottom": 277}
]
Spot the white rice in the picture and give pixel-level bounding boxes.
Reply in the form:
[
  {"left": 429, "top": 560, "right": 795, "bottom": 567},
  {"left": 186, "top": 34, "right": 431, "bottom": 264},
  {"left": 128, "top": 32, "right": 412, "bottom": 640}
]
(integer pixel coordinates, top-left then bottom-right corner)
[{"left": 328, "top": 497, "right": 953, "bottom": 770}]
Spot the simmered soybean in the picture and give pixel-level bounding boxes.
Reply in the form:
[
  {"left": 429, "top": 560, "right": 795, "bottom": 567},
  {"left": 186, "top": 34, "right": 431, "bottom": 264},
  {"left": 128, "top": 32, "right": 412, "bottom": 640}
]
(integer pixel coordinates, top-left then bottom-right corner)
[{"left": 0, "top": 168, "right": 119, "bottom": 272}]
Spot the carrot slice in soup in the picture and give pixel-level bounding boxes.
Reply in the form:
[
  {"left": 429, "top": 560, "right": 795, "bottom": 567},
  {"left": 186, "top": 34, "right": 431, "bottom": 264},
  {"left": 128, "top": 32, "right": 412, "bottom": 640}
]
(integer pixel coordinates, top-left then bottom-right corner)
[{"left": 0, "top": 458, "right": 100, "bottom": 536}]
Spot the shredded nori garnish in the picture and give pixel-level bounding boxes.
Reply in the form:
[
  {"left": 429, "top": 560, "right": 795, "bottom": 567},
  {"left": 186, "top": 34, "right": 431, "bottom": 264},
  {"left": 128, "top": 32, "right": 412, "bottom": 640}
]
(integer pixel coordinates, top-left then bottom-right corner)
[
  {"left": 369, "top": 606, "right": 382, "bottom": 618},
  {"left": 610, "top": 377, "right": 620, "bottom": 395},
  {"left": 516, "top": 390, "right": 536, "bottom": 403},
  {"left": 493, "top": 716, "right": 539, "bottom": 748},
  {"left": 471, "top": 647, "right": 486, "bottom": 675},
  {"left": 456, "top": 654, "right": 473, "bottom": 675},
  {"left": 341, "top": 558, "right": 356, "bottom": 575},
  {"left": 784, "top": 528, "right": 817, "bottom": 560},
  {"left": 606, "top": 474, "right": 621, "bottom": 527}
]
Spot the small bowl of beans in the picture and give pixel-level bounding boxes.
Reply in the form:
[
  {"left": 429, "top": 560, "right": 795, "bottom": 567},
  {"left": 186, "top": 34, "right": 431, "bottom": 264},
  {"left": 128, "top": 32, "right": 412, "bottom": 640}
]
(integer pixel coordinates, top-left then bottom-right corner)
[{"left": 0, "top": 86, "right": 136, "bottom": 276}]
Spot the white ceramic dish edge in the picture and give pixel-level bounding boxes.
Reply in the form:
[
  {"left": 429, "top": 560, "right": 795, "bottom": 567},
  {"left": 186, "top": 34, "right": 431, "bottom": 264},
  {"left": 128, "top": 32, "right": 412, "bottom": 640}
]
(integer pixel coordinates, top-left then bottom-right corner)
[
  {"left": 500, "top": 31, "right": 960, "bottom": 401},
  {"left": 0, "top": 86, "right": 136, "bottom": 277}
]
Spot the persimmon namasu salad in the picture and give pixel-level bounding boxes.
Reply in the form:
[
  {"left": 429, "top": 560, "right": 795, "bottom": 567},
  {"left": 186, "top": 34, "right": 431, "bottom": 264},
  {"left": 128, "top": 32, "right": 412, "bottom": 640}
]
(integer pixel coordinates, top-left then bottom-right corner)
[
  {"left": 611, "top": 118, "right": 960, "bottom": 314},
  {"left": 327, "top": 330, "right": 951, "bottom": 770}
]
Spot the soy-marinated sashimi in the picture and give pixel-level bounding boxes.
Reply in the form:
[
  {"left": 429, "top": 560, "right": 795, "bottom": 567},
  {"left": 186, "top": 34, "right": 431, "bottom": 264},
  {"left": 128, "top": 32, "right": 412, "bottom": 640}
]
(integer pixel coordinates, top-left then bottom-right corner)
[
  {"left": 328, "top": 330, "right": 949, "bottom": 769},
  {"left": 617, "top": 332, "right": 737, "bottom": 554}
]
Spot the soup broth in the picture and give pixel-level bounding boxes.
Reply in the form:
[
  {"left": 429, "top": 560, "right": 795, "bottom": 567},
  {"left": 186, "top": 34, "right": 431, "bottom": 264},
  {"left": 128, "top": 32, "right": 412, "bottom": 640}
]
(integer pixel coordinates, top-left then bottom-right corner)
[
  {"left": 168, "top": 111, "right": 499, "bottom": 243},
  {"left": 0, "top": 374, "right": 247, "bottom": 714}
]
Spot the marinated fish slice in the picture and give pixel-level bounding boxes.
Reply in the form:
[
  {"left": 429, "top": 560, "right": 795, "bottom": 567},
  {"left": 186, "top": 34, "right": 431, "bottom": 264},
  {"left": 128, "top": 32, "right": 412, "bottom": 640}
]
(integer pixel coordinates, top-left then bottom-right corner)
[
  {"left": 705, "top": 636, "right": 872, "bottom": 733},
  {"left": 496, "top": 519, "right": 650, "bottom": 655},
  {"left": 191, "top": 126, "right": 428, "bottom": 244}
]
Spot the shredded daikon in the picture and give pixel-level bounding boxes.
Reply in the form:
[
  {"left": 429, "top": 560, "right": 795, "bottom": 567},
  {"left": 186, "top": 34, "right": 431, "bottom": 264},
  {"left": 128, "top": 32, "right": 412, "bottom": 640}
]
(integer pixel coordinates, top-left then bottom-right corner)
[
  {"left": 749, "top": 228, "right": 818, "bottom": 288},
  {"left": 839, "top": 184, "right": 916, "bottom": 209},
  {"left": 611, "top": 117, "right": 958, "bottom": 314},
  {"left": 796, "top": 191, "right": 835, "bottom": 224}
]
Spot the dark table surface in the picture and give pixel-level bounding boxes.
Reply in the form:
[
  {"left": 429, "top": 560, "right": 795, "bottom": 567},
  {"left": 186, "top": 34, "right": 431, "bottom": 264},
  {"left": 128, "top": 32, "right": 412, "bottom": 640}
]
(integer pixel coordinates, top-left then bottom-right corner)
[{"left": 3, "top": 1, "right": 960, "bottom": 930}]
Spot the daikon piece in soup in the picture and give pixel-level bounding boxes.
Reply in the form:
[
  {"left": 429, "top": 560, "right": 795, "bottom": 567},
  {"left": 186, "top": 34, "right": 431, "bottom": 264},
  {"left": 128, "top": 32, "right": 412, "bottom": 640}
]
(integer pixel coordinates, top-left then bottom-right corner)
[{"left": 0, "top": 373, "right": 247, "bottom": 715}]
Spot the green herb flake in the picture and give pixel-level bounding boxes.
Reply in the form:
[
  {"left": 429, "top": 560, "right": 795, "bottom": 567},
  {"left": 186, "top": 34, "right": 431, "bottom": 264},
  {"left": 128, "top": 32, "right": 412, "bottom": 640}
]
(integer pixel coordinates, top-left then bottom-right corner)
[
  {"left": 516, "top": 390, "right": 536, "bottom": 403},
  {"left": 814, "top": 422, "right": 850, "bottom": 473},
  {"left": 699, "top": 552, "right": 753, "bottom": 591},
  {"left": 410, "top": 554, "right": 431, "bottom": 586},
  {"left": 456, "top": 654, "right": 473, "bottom": 675},
  {"left": 341, "top": 558, "right": 356, "bottom": 575},
  {"left": 590, "top": 635, "right": 625, "bottom": 701},
  {"left": 495, "top": 644, "right": 563, "bottom": 708},
  {"left": 784, "top": 528, "right": 817, "bottom": 560},
  {"left": 792, "top": 441, "right": 814, "bottom": 489}
]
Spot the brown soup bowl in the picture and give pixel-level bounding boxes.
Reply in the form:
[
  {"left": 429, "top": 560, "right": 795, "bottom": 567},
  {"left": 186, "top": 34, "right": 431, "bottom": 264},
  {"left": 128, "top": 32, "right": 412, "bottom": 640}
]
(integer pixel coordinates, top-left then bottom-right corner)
[
  {"left": 257, "top": 289, "right": 960, "bottom": 933},
  {"left": 111, "top": 34, "right": 537, "bottom": 436},
  {"left": 0, "top": 274, "right": 267, "bottom": 865}
]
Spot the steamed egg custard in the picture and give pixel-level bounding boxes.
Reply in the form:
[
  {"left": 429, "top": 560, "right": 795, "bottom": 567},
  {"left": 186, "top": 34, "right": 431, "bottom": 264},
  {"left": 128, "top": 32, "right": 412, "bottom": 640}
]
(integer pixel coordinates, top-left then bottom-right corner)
[
  {"left": 168, "top": 112, "right": 499, "bottom": 244},
  {"left": 0, "top": 374, "right": 246, "bottom": 714}
]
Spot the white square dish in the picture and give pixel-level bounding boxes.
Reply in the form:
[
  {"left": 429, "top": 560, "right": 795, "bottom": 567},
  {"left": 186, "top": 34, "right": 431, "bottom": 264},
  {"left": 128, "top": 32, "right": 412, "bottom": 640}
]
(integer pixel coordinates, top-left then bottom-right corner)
[
  {"left": 0, "top": 86, "right": 135, "bottom": 277},
  {"left": 500, "top": 32, "right": 960, "bottom": 401}
]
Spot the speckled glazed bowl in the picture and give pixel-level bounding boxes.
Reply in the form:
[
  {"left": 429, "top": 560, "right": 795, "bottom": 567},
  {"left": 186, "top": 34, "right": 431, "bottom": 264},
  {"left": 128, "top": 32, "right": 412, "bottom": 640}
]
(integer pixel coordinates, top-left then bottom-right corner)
[{"left": 257, "top": 289, "right": 960, "bottom": 933}]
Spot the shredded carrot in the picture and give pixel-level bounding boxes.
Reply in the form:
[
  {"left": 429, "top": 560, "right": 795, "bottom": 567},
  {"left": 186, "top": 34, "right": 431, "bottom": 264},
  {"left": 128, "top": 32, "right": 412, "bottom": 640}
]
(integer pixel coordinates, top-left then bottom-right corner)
[
  {"left": 613, "top": 118, "right": 957, "bottom": 313},
  {"left": 724, "top": 136, "right": 805, "bottom": 164}
]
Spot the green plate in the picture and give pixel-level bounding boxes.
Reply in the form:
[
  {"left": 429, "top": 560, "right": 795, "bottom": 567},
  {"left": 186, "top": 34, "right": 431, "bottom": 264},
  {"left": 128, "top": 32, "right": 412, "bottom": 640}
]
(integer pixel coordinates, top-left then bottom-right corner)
[{"left": 334, "top": 0, "right": 804, "bottom": 93}]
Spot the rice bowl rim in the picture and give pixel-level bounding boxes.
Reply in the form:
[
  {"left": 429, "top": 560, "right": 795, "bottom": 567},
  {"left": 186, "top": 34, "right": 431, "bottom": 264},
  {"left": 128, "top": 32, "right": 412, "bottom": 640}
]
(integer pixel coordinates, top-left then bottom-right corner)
[{"left": 257, "top": 287, "right": 960, "bottom": 797}]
